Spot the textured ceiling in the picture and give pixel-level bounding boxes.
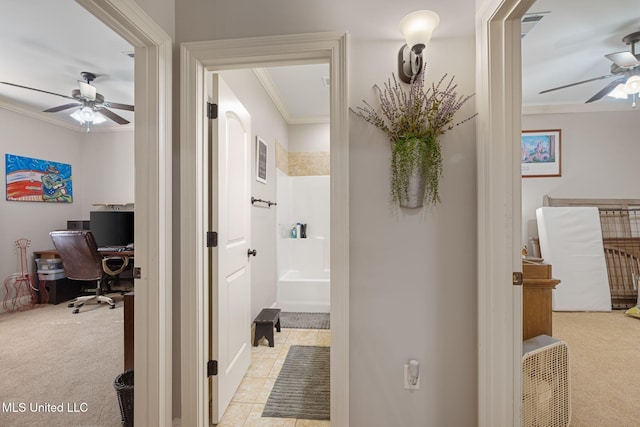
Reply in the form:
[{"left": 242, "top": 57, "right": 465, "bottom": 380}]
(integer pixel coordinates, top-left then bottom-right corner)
[
  {"left": 522, "top": 0, "right": 640, "bottom": 111},
  {"left": 0, "top": 0, "right": 134, "bottom": 131}
]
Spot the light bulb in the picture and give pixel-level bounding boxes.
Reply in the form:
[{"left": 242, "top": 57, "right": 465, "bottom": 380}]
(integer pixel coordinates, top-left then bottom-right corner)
[
  {"left": 80, "top": 106, "right": 95, "bottom": 122},
  {"left": 400, "top": 10, "right": 440, "bottom": 54},
  {"left": 625, "top": 76, "right": 640, "bottom": 95}
]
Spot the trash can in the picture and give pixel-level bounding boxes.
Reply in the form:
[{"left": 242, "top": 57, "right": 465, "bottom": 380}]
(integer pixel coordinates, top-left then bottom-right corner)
[{"left": 114, "top": 370, "right": 134, "bottom": 427}]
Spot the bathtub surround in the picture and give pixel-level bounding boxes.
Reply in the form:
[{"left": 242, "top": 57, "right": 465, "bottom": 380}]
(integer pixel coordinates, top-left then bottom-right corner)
[
  {"left": 288, "top": 151, "right": 330, "bottom": 176},
  {"left": 276, "top": 125, "right": 331, "bottom": 314}
]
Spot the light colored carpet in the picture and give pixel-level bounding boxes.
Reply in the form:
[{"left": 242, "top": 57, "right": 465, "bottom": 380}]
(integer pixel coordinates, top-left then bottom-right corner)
[
  {"left": 553, "top": 310, "right": 640, "bottom": 427},
  {"left": 0, "top": 297, "right": 125, "bottom": 427},
  {"left": 262, "top": 345, "right": 330, "bottom": 420},
  {"left": 280, "top": 312, "right": 330, "bottom": 330}
]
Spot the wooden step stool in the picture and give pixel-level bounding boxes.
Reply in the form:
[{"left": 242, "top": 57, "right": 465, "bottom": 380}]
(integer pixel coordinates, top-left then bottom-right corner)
[{"left": 253, "top": 308, "right": 281, "bottom": 347}]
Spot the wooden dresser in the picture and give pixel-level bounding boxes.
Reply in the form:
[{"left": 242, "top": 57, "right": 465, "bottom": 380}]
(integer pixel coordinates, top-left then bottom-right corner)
[{"left": 522, "top": 261, "right": 561, "bottom": 341}]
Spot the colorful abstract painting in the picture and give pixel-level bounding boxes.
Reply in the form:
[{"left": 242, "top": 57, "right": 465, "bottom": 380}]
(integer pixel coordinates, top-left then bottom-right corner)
[{"left": 5, "top": 154, "right": 73, "bottom": 202}]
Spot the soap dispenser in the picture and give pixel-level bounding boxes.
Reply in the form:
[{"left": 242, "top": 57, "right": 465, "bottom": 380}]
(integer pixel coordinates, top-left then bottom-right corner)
[{"left": 290, "top": 224, "right": 297, "bottom": 239}]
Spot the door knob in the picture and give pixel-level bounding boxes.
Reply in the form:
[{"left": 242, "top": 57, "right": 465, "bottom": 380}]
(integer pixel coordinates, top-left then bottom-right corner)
[{"left": 247, "top": 248, "right": 257, "bottom": 257}]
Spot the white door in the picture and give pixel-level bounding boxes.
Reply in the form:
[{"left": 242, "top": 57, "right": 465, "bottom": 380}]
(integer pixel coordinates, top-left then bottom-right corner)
[{"left": 209, "top": 73, "right": 252, "bottom": 423}]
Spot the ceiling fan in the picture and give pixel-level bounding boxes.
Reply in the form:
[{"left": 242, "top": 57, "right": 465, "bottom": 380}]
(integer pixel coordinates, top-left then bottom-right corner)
[
  {"left": 0, "top": 71, "right": 134, "bottom": 126},
  {"left": 539, "top": 31, "right": 640, "bottom": 105}
]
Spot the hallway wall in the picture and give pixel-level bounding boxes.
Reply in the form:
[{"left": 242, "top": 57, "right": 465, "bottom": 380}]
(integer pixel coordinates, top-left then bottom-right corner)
[{"left": 175, "top": 1, "right": 478, "bottom": 424}]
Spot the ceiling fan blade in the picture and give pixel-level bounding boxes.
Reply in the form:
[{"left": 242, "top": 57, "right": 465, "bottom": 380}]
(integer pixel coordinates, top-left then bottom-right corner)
[
  {"left": 43, "top": 103, "right": 82, "bottom": 113},
  {"left": 585, "top": 77, "right": 627, "bottom": 103},
  {"left": 539, "top": 74, "right": 613, "bottom": 94},
  {"left": 99, "top": 107, "right": 130, "bottom": 125},
  {"left": 103, "top": 101, "right": 134, "bottom": 111},
  {"left": 78, "top": 81, "right": 97, "bottom": 100},
  {"left": 605, "top": 51, "right": 640, "bottom": 68},
  {"left": 0, "top": 82, "right": 75, "bottom": 100}
]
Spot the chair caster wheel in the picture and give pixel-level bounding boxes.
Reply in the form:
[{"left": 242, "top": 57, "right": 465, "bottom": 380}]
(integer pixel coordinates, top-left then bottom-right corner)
[
  {"left": 109, "top": 305, "right": 115, "bottom": 309},
  {"left": 68, "top": 303, "right": 74, "bottom": 308},
  {"left": 72, "top": 308, "right": 79, "bottom": 314}
]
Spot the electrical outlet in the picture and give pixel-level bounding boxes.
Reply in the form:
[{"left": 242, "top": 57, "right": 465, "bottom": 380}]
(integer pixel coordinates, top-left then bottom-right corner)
[{"left": 404, "top": 364, "right": 420, "bottom": 390}]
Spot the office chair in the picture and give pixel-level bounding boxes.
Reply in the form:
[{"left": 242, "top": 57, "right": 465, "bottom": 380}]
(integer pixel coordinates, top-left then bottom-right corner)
[{"left": 49, "top": 230, "right": 125, "bottom": 314}]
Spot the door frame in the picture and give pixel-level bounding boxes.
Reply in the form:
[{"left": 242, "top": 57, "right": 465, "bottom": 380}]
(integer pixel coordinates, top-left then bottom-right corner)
[
  {"left": 180, "top": 32, "right": 349, "bottom": 426},
  {"left": 76, "top": 1, "right": 173, "bottom": 425},
  {"left": 476, "top": 0, "right": 533, "bottom": 424}
]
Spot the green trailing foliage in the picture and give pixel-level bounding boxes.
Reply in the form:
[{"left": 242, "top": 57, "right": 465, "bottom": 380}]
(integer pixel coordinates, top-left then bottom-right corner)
[
  {"left": 352, "top": 66, "right": 477, "bottom": 207},
  {"left": 391, "top": 134, "right": 442, "bottom": 206}
]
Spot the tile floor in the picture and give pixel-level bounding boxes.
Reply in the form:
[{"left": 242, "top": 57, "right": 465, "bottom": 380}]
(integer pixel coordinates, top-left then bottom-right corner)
[{"left": 217, "top": 327, "right": 331, "bottom": 427}]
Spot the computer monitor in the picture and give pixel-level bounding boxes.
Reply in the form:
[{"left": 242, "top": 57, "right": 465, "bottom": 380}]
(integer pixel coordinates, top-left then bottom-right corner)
[{"left": 89, "top": 211, "right": 134, "bottom": 247}]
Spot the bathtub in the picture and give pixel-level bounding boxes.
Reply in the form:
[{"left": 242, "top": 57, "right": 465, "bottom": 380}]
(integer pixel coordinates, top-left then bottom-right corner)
[{"left": 277, "top": 270, "right": 330, "bottom": 313}]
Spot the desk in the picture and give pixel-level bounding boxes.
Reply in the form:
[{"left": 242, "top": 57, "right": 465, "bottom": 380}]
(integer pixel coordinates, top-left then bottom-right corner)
[
  {"left": 36, "top": 248, "right": 134, "bottom": 257},
  {"left": 124, "top": 292, "right": 135, "bottom": 371},
  {"left": 33, "top": 249, "right": 134, "bottom": 303}
]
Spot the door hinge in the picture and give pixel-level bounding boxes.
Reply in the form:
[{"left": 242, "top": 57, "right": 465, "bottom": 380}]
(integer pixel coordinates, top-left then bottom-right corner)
[
  {"left": 513, "top": 271, "right": 523, "bottom": 286},
  {"left": 206, "top": 231, "right": 218, "bottom": 248},
  {"left": 207, "top": 360, "right": 218, "bottom": 377},
  {"left": 207, "top": 102, "right": 218, "bottom": 119},
  {"left": 133, "top": 267, "right": 142, "bottom": 279}
]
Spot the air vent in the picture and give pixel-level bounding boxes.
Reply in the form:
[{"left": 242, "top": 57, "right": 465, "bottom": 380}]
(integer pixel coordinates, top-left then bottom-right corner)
[{"left": 521, "top": 11, "right": 549, "bottom": 39}]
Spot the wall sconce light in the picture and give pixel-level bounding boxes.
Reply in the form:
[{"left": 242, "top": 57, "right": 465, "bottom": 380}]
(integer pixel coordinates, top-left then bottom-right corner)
[{"left": 398, "top": 10, "right": 440, "bottom": 84}]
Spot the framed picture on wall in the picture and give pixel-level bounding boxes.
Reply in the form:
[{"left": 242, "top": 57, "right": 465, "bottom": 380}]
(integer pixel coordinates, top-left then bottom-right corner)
[
  {"left": 5, "top": 153, "right": 73, "bottom": 202},
  {"left": 256, "top": 136, "right": 268, "bottom": 184},
  {"left": 521, "top": 129, "right": 561, "bottom": 178}
]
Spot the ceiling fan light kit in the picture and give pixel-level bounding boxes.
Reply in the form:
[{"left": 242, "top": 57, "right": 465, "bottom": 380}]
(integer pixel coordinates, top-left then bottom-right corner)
[
  {"left": 0, "top": 71, "right": 133, "bottom": 130},
  {"left": 71, "top": 106, "right": 106, "bottom": 126}
]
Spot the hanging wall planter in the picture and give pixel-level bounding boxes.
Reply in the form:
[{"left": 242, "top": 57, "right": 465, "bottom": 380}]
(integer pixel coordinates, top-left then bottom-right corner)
[
  {"left": 392, "top": 134, "right": 440, "bottom": 208},
  {"left": 352, "top": 68, "right": 477, "bottom": 209}
]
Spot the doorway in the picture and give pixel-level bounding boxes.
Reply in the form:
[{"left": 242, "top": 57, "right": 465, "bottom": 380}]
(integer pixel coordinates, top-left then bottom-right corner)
[
  {"left": 476, "top": 0, "right": 533, "bottom": 424},
  {"left": 77, "top": 0, "right": 173, "bottom": 425},
  {"left": 180, "top": 32, "right": 348, "bottom": 426}
]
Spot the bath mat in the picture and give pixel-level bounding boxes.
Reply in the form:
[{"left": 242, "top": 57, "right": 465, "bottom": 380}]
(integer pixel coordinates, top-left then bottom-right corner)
[
  {"left": 280, "top": 312, "right": 330, "bottom": 329},
  {"left": 263, "top": 345, "right": 330, "bottom": 420}
]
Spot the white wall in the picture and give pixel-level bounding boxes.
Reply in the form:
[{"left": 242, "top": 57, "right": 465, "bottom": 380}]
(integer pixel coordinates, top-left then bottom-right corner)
[
  {"left": 288, "top": 123, "right": 330, "bottom": 152},
  {"left": 218, "top": 69, "right": 289, "bottom": 320},
  {"left": 0, "top": 108, "right": 135, "bottom": 305},
  {"left": 0, "top": 109, "right": 83, "bottom": 287},
  {"left": 349, "top": 37, "right": 477, "bottom": 426},
  {"left": 177, "top": 4, "right": 478, "bottom": 424},
  {"left": 522, "top": 110, "right": 640, "bottom": 244},
  {"left": 80, "top": 130, "right": 135, "bottom": 217},
  {"left": 131, "top": 0, "right": 175, "bottom": 40}
]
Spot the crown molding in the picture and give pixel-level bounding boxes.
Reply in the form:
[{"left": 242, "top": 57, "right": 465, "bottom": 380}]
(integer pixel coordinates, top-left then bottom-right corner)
[
  {"left": 253, "top": 68, "right": 329, "bottom": 124},
  {"left": 523, "top": 101, "right": 639, "bottom": 115}
]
